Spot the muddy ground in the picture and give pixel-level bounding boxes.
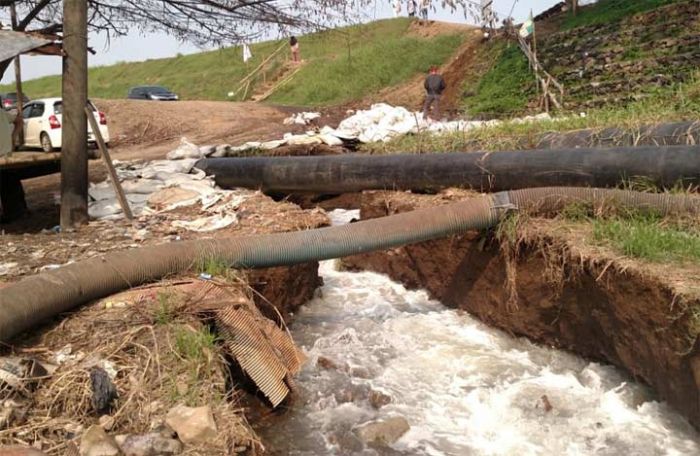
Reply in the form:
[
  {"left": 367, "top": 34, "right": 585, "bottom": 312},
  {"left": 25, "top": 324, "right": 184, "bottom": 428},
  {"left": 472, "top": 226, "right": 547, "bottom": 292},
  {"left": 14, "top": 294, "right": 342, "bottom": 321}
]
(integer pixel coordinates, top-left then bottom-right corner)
[{"left": 342, "top": 189, "right": 700, "bottom": 429}]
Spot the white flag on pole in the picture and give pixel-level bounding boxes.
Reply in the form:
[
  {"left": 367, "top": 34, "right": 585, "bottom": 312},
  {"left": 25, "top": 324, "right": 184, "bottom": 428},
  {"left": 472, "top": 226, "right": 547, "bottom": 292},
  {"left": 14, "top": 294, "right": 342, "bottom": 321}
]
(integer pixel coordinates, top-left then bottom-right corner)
[{"left": 243, "top": 44, "right": 252, "bottom": 63}]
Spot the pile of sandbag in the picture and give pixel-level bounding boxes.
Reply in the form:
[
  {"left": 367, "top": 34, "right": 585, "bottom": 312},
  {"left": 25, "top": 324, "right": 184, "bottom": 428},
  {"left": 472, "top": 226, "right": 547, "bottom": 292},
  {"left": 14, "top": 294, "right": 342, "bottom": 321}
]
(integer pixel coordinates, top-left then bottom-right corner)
[{"left": 88, "top": 149, "right": 251, "bottom": 232}]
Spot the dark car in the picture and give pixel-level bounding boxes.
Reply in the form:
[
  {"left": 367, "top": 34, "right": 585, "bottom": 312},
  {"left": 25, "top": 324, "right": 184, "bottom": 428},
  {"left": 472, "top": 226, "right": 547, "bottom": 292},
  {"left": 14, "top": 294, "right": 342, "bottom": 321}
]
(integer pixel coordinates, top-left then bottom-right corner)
[
  {"left": 127, "top": 86, "right": 179, "bottom": 101},
  {"left": 1, "top": 92, "right": 30, "bottom": 111}
]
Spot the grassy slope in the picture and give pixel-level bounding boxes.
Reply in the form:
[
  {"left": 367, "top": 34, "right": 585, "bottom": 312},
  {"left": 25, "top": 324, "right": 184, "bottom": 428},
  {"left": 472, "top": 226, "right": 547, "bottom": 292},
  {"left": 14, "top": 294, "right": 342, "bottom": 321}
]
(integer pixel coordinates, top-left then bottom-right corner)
[
  {"left": 461, "top": 42, "right": 534, "bottom": 118},
  {"left": 1, "top": 19, "right": 464, "bottom": 107},
  {"left": 461, "top": 0, "right": 690, "bottom": 118},
  {"left": 267, "top": 21, "right": 463, "bottom": 106}
]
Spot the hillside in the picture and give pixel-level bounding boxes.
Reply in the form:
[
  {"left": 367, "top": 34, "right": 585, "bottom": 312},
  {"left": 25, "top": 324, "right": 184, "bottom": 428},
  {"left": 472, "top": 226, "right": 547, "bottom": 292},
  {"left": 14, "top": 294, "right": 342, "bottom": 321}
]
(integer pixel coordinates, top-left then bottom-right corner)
[
  {"left": 462, "top": 0, "right": 699, "bottom": 118},
  {"left": 1, "top": 19, "right": 466, "bottom": 107}
]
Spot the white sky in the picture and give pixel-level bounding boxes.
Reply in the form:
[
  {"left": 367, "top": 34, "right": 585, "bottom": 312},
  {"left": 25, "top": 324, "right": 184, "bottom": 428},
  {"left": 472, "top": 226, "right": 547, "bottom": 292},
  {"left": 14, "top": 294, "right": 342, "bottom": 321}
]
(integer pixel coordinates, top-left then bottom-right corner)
[{"left": 1, "top": 0, "right": 561, "bottom": 85}]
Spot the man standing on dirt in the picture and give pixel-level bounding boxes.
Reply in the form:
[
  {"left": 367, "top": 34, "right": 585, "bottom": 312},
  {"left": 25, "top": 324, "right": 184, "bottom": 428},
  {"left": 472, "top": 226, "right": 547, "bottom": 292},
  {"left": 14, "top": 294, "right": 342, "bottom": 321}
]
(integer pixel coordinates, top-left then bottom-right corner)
[{"left": 423, "top": 66, "right": 446, "bottom": 121}]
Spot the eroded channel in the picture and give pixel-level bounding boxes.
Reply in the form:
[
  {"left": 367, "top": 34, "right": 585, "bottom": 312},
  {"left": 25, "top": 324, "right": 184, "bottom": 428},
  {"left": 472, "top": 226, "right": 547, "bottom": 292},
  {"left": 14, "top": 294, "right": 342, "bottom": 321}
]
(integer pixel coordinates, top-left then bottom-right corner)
[{"left": 259, "top": 210, "right": 700, "bottom": 455}]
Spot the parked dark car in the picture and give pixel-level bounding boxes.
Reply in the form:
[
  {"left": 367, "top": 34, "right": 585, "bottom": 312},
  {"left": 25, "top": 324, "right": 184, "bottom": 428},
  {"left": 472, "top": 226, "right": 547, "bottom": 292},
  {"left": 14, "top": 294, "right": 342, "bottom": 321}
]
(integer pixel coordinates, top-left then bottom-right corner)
[
  {"left": 127, "top": 86, "right": 179, "bottom": 101},
  {"left": 1, "top": 92, "right": 30, "bottom": 111}
]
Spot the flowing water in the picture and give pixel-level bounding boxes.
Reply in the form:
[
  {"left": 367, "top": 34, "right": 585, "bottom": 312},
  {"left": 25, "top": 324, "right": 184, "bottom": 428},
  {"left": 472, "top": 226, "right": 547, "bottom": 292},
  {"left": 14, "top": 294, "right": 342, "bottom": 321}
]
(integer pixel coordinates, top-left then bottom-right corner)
[{"left": 260, "top": 210, "right": 700, "bottom": 456}]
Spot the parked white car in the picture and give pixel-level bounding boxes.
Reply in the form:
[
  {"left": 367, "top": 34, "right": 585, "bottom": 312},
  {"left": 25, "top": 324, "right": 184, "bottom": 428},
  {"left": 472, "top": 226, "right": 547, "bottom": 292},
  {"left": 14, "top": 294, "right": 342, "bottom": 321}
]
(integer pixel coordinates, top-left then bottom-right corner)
[{"left": 22, "top": 98, "right": 110, "bottom": 153}]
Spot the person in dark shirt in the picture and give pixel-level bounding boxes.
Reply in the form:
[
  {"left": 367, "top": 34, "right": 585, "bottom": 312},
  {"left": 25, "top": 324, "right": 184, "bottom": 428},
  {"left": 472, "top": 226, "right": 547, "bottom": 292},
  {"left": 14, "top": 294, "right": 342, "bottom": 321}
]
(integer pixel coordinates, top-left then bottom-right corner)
[
  {"left": 423, "top": 66, "right": 446, "bottom": 121},
  {"left": 290, "top": 36, "right": 300, "bottom": 63}
]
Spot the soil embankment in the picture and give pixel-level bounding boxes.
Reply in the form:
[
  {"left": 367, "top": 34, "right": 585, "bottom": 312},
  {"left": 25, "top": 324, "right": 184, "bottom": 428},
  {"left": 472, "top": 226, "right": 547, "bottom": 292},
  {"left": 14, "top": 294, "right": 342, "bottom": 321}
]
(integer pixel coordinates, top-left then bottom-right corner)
[{"left": 342, "top": 190, "right": 700, "bottom": 429}]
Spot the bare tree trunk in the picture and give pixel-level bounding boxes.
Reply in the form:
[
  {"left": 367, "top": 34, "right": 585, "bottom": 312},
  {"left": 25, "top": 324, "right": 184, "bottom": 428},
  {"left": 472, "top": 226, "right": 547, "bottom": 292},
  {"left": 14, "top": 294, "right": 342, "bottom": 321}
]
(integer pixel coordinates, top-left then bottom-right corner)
[
  {"left": 60, "top": 0, "right": 89, "bottom": 228},
  {"left": 571, "top": 0, "right": 578, "bottom": 15},
  {"left": 10, "top": 3, "right": 25, "bottom": 147}
]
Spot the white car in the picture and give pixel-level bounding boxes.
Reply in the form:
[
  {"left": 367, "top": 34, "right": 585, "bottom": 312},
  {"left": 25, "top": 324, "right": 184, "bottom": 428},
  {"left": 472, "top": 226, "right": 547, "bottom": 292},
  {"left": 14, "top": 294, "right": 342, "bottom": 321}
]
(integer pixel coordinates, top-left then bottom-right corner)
[{"left": 21, "top": 97, "right": 110, "bottom": 153}]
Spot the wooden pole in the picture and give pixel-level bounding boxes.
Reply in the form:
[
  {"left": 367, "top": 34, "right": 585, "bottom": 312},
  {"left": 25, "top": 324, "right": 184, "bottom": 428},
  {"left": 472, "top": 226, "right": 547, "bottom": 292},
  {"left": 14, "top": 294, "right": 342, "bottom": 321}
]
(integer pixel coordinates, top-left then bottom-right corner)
[
  {"left": 61, "top": 0, "right": 89, "bottom": 228},
  {"left": 85, "top": 106, "right": 132, "bottom": 220},
  {"left": 10, "top": 3, "right": 25, "bottom": 147}
]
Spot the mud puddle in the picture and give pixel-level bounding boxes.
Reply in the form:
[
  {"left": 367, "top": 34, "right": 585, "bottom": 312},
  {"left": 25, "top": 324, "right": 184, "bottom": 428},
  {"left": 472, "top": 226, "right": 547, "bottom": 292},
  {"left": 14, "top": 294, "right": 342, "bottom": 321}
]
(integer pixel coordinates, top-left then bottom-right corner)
[{"left": 258, "top": 210, "right": 700, "bottom": 456}]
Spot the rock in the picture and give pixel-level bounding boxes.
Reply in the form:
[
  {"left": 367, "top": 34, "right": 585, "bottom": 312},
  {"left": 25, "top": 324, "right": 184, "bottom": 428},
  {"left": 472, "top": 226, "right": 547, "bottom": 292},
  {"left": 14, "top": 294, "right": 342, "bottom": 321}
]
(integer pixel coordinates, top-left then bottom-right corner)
[
  {"left": 117, "top": 433, "right": 183, "bottom": 456},
  {"left": 353, "top": 417, "right": 410, "bottom": 446},
  {"left": 165, "top": 405, "right": 217, "bottom": 445},
  {"left": 90, "top": 367, "right": 118, "bottom": 414},
  {"left": 98, "top": 415, "right": 115, "bottom": 432},
  {"left": 0, "top": 447, "right": 48, "bottom": 456},
  {"left": 316, "top": 356, "right": 339, "bottom": 370},
  {"left": 368, "top": 390, "right": 392, "bottom": 410},
  {"left": 80, "top": 425, "right": 122, "bottom": 456}
]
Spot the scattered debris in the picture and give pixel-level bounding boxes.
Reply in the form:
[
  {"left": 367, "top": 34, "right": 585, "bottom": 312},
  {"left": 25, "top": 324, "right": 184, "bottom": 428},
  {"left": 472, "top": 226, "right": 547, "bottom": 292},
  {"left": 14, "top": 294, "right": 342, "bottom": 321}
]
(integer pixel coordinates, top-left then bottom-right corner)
[
  {"left": 283, "top": 112, "right": 321, "bottom": 125},
  {"left": 353, "top": 416, "right": 410, "bottom": 446},
  {"left": 165, "top": 405, "right": 218, "bottom": 445},
  {"left": 0, "top": 357, "right": 50, "bottom": 398}
]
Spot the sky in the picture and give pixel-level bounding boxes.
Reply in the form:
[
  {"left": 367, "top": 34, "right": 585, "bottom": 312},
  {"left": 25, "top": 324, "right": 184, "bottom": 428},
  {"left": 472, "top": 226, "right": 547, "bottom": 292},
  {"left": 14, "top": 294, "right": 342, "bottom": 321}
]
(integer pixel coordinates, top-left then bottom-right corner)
[{"left": 1, "top": 0, "right": 562, "bottom": 85}]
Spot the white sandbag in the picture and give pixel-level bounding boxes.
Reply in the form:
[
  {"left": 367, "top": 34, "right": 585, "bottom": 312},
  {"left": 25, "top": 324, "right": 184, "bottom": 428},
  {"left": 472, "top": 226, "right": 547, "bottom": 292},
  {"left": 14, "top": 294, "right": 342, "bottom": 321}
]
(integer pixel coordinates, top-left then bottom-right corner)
[
  {"left": 148, "top": 187, "right": 201, "bottom": 211},
  {"left": 166, "top": 138, "right": 203, "bottom": 160}
]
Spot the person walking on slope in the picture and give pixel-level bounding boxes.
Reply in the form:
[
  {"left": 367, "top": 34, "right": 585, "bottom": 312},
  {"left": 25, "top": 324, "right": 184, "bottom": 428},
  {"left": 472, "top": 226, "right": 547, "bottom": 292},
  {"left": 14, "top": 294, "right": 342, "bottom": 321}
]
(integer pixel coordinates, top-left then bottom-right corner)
[
  {"left": 393, "top": 0, "right": 402, "bottom": 17},
  {"left": 407, "top": 0, "right": 417, "bottom": 18},
  {"left": 290, "top": 36, "right": 300, "bottom": 63},
  {"left": 423, "top": 66, "right": 446, "bottom": 121},
  {"left": 419, "top": 0, "right": 430, "bottom": 22}
]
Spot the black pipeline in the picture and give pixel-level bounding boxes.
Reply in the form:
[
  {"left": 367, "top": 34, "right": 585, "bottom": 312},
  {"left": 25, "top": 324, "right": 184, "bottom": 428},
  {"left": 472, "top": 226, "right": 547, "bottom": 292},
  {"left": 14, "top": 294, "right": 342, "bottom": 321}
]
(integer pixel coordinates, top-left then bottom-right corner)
[
  {"left": 1, "top": 187, "right": 699, "bottom": 343},
  {"left": 196, "top": 146, "right": 700, "bottom": 193}
]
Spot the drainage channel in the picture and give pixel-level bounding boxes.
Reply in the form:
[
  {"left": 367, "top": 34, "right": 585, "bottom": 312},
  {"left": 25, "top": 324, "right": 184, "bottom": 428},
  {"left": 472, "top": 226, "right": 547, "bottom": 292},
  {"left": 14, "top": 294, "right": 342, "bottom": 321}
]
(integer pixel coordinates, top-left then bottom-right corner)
[{"left": 258, "top": 210, "right": 700, "bottom": 456}]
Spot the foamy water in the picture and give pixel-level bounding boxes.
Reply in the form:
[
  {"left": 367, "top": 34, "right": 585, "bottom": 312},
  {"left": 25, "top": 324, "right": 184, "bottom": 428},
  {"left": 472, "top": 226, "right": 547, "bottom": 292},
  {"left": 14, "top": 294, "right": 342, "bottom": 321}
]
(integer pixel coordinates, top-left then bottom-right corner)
[{"left": 260, "top": 210, "right": 700, "bottom": 456}]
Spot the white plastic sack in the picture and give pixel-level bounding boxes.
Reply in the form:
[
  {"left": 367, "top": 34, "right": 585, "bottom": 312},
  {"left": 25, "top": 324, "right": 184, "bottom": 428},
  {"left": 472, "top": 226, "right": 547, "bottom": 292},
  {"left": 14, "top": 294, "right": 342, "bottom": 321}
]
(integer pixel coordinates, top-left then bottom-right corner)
[{"left": 166, "top": 138, "right": 203, "bottom": 160}]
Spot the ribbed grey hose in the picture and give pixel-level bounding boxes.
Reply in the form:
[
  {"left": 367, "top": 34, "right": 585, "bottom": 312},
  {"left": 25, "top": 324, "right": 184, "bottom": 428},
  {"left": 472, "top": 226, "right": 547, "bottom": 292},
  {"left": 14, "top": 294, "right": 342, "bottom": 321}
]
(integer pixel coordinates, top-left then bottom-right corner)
[
  {"left": 196, "top": 145, "right": 700, "bottom": 193},
  {"left": 1, "top": 187, "right": 699, "bottom": 342}
]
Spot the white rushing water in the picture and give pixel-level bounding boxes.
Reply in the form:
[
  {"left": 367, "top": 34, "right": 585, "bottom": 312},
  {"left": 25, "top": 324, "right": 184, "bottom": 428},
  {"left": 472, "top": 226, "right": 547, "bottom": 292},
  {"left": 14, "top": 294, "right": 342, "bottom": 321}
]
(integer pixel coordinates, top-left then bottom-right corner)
[{"left": 260, "top": 210, "right": 700, "bottom": 456}]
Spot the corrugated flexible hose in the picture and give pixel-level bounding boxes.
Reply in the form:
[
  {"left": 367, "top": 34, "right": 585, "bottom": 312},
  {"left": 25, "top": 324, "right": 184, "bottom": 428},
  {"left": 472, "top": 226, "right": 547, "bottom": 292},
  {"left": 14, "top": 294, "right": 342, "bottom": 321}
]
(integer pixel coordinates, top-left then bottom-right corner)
[
  {"left": 1, "top": 187, "right": 698, "bottom": 342},
  {"left": 196, "top": 146, "right": 700, "bottom": 193}
]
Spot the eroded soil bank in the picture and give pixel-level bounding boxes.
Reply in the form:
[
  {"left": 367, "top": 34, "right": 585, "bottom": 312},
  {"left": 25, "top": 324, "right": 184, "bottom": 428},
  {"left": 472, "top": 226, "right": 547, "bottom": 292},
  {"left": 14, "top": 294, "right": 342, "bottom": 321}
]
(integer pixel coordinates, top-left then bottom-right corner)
[{"left": 342, "top": 190, "right": 700, "bottom": 429}]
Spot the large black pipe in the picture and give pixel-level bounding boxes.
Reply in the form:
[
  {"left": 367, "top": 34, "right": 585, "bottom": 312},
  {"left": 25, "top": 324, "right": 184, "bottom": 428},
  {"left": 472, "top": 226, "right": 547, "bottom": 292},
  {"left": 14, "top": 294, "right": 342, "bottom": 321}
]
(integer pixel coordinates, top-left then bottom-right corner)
[{"left": 196, "top": 146, "right": 700, "bottom": 194}]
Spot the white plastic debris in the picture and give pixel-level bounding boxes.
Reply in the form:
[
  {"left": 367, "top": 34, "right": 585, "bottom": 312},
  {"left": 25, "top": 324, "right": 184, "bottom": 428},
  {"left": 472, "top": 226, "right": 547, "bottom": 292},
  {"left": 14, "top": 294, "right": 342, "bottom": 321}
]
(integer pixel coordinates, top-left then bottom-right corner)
[
  {"left": 284, "top": 112, "right": 321, "bottom": 125},
  {"left": 166, "top": 137, "right": 204, "bottom": 160},
  {"left": 172, "top": 213, "right": 238, "bottom": 232},
  {"left": 0, "top": 262, "right": 19, "bottom": 277},
  {"left": 226, "top": 103, "right": 566, "bottom": 153}
]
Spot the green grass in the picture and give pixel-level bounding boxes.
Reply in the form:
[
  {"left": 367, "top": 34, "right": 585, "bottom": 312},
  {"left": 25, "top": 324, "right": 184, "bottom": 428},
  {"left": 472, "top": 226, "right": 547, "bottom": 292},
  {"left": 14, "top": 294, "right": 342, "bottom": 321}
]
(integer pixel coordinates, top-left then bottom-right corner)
[
  {"left": 561, "top": 0, "right": 684, "bottom": 30},
  {"left": 593, "top": 214, "right": 700, "bottom": 263},
  {"left": 1, "top": 18, "right": 465, "bottom": 107},
  {"left": 154, "top": 290, "right": 178, "bottom": 325},
  {"left": 462, "top": 43, "right": 534, "bottom": 118}
]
